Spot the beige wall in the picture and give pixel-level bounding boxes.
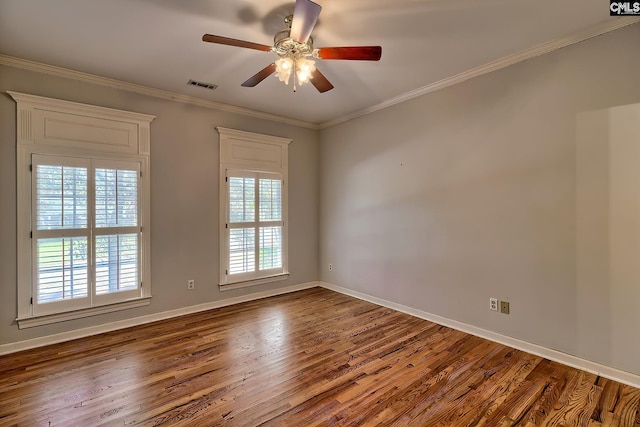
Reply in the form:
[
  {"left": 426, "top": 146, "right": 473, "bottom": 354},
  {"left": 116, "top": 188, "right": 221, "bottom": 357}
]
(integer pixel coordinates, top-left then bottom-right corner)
[
  {"left": 0, "top": 65, "right": 319, "bottom": 345},
  {"left": 319, "top": 24, "right": 640, "bottom": 375}
]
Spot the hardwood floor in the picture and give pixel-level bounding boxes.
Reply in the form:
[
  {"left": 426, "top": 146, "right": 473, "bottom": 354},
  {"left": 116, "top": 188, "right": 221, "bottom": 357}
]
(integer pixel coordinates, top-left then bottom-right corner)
[{"left": 1, "top": 287, "right": 638, "bottom": 426}]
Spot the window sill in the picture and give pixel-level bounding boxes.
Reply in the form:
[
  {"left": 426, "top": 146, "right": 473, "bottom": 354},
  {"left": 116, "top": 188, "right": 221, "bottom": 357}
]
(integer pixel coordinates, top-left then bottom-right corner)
[
  {"left": 219, "top": 273, "right": 290, "bottom": 291},
  {"left": 16, "top": 297, "right": 152, "bottom": 329}
]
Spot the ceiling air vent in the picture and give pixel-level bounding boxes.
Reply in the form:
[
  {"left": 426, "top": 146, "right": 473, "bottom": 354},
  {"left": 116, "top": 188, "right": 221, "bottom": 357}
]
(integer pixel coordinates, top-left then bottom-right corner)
[{"left": 187, "top": 79, "right": 218, "bottom": 90}]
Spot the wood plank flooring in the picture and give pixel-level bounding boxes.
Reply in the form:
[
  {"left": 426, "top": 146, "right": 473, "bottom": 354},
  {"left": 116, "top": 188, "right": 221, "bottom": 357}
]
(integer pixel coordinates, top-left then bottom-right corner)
[{"left": 1, "top": 287, "right": 638, "bottom": 426}]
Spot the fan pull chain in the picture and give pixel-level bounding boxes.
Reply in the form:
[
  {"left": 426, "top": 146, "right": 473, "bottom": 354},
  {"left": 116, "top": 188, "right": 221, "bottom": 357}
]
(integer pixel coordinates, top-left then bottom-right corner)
[{"left": 293, "top": 58, "right": 298, "bottom": 92}]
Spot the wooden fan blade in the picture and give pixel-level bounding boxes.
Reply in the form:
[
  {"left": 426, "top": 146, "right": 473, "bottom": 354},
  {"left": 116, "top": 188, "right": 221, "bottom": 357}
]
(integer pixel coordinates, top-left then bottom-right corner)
[
  {"left": 241, "top": 63, "right": 277, "bottom": 87},
  {"left": 316, "top": 46, "right": 382, "bottom": 61},
  {"left": 290, "top": 0, "right": 322, "bottom": 44},
  {"left": 202, "top": 34, "right": 272, "bottom": 52},
  {"left": 311, "top": 69, "right": 334, "bottom": 93}
]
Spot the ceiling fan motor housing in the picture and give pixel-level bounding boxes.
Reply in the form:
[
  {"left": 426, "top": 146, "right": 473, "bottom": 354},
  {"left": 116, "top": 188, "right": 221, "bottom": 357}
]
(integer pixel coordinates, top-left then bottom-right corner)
[{"left": 273, "top": 29, "right": 315, "bottom": 60}]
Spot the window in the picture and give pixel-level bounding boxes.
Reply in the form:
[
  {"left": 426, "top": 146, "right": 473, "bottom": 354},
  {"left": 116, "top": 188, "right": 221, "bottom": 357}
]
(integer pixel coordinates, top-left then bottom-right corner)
[
  {"left": 226, "top": 172, "right": 284, "bottom": 278},
  {"left": 218, "top": 128, "right": 291, "bottom": 289},
  {"left": 32, "top": 156, "right": 142, "bottom": 316},
  {"left": 11, "top": 91, "right": 154, "bottom": 328}
]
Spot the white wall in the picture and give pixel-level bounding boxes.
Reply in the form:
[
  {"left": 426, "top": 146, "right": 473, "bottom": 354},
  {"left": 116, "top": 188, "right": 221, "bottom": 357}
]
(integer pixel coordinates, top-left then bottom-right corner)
[
  {"left": 319, "top": 24, "right": 640, "bottom": 375},
  {"left": 0, "top": 65, "right": 319, "bottom": 346},
  {"left": 576, "top": 103, "right": 640, "bottom": 372}
]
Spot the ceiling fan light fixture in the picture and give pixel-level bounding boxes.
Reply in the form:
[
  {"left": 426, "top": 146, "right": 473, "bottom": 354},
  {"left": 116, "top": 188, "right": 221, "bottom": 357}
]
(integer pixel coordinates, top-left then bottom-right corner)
[
  {"left": 275, "top": 57, "right": 293, "bottom": 84},
  {"left": 275, "top": 57, "right": 315, "bottom": 89},
  {"left": 296, "top": 58, "right": 316, "bottom": 83}
]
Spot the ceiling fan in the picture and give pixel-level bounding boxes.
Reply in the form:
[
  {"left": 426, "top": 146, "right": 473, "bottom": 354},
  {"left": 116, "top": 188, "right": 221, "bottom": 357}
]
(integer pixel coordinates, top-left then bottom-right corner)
[{"left": 202, "top": 0, "right": 382, "bottom": 93}]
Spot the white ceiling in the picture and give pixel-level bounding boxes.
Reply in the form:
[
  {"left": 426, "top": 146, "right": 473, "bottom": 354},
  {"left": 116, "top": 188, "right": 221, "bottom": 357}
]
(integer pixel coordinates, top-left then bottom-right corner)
[{"left": 0, "top": 0, "right": 631, "bottom": 126}]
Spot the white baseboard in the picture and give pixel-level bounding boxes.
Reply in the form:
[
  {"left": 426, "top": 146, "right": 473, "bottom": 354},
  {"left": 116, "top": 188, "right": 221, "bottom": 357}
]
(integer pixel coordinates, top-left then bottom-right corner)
[
  {"left": 0, "top": 281, "right": 318, "bottom": 356},
  {"left": 319, "top": 281, "right": 640, "bottom": 389}
]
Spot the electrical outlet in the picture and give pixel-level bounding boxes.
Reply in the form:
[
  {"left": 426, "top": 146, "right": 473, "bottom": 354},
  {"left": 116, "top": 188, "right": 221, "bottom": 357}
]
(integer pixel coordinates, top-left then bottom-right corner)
[
  {"left": 187, "top": 279, "right": 195, "bottom": 290},
  {"left": 500, "top": 301, "right": 510, "bottom": 314},
  {"left": 329, "top": 264, "right": 333, "bottom": 271},
  {"left": 489, "top": 298, "right": 498, "bottom": 312}
]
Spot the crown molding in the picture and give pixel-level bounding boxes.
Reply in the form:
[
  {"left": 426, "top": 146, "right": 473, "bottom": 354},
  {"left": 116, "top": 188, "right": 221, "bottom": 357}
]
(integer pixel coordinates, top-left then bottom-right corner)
[
  {"left": 319, "top": 17, "right": 640, "bottom": 129},
  {"left": 0, "top": 54, "right": 320, "bottom": 130}
]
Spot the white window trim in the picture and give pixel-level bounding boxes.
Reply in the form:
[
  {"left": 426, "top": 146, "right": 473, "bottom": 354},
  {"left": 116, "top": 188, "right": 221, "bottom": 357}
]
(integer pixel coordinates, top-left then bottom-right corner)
[
  {"left": 217, "top": 127, "right": 291, "bottom": 290},
  {"left": 10, "top": 91, "right": 155, "bottom": 328}
]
